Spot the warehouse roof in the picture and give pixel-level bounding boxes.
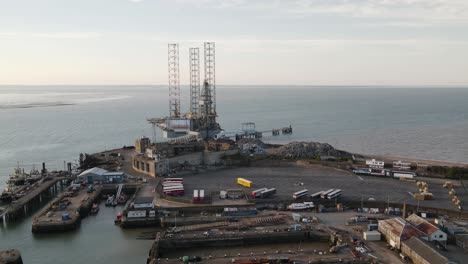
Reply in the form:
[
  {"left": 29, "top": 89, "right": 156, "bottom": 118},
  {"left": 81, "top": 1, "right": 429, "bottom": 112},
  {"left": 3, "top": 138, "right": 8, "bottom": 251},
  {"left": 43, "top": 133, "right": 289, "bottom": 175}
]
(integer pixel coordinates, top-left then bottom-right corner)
[
  {"left": 402, "top": 237, "right": 451, "bottom": 264},
  {"left": 379, "top": 217, "right": 427, "bottom": 241},
  {"left": 406, "top": 214, "right": 441, "bottom": 236},
  {"left": 78, "top": 167, "right": 108, "bottom": 177}
]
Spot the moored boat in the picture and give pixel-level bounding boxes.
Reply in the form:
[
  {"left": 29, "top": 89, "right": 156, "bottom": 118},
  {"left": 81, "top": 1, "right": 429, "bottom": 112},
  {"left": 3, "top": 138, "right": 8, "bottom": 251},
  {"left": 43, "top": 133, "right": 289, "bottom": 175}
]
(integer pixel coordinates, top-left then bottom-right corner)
[
  {"left": 114, "top": 212, "right": 123, "bottom": 225},
  {"left": 105, "top": 195, "right": 114, "bottom": 207},
  {"left": 89, "top": 203, "right": 100, "bottom": 215}
]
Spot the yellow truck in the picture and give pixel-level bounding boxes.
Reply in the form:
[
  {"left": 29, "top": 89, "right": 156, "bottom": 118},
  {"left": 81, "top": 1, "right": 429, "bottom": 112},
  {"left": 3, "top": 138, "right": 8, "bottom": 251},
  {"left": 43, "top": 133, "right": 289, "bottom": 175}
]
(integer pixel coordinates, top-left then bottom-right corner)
[{"left": 237, "top": 178, "right": 253, "bottom": 188}]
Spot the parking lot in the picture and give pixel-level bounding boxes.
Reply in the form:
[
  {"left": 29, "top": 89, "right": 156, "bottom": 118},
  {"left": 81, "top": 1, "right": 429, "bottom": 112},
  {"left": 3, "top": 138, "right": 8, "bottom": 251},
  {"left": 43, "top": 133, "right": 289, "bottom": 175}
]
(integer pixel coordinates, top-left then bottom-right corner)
[{"left": 176, "top": 166, "right": 466, "bottom": 210}]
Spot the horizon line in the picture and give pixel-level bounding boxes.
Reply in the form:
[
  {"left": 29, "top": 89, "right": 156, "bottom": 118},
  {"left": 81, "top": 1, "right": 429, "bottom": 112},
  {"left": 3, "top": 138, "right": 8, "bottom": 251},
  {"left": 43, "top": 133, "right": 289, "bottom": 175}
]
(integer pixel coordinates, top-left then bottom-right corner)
[{"left": 1, "top": 84, "right": 468, "bottom": 87}]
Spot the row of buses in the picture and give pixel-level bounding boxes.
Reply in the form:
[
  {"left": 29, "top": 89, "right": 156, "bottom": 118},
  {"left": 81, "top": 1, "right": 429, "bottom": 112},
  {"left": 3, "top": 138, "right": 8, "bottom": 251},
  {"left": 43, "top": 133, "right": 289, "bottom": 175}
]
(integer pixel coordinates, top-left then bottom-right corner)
[
  {"left": 352, "top": 168, "right": 417, "bottom": 179},
  {"left": 162, "top": 178, "right": 184, "bottom": 196},
  {"left": 292, "top": 189, "right": 342, "bottom": 200}
]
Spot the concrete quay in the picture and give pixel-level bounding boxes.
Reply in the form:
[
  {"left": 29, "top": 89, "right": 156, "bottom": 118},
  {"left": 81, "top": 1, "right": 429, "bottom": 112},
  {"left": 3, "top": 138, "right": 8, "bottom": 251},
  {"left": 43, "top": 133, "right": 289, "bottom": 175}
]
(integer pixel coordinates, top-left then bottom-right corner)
[
  {"left": 31, "top": 185, "right": 102, "bottom": 233},
  {"left": 1, "top": 175, "right": 70, "bottom": 222}
]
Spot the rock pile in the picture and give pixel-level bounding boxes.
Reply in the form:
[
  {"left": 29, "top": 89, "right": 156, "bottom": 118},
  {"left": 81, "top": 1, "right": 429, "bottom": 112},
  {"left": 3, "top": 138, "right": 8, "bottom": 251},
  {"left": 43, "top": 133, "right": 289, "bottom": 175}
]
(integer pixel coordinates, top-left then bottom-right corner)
[
  {"left": 237, "top": 138, "right": 267, "bottom": 156},
  {"left": 0, "top": 249, "right": 23, "bottom": 264},
  {"left": 270, "top": 141, "right": 353, "bottom": 160}
]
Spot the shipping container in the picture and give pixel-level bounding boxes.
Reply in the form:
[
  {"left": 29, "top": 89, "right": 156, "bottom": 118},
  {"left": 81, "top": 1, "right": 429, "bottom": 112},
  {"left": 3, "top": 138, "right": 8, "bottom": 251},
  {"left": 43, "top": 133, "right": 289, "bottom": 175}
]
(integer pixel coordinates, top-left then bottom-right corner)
[
  {"left": 363, "top": 231, "right": 381, "bottom": 241},
  {"left": 193, "top": 190, "right": 199, "bottom": 202}
]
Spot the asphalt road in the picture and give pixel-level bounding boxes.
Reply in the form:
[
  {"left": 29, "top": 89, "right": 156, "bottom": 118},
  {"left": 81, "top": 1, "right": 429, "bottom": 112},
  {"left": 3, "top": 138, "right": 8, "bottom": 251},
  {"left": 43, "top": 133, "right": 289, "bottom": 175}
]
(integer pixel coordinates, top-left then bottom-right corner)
[{"left": 179, "top": 166, "right": 466, "bottom": 210}]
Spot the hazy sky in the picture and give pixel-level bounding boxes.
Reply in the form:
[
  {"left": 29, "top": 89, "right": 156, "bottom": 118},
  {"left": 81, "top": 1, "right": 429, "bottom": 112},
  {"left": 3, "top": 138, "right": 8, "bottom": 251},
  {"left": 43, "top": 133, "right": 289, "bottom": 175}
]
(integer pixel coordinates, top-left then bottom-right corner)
[{"left": 1, "top": 0, "right": 468, "bottom": 85}]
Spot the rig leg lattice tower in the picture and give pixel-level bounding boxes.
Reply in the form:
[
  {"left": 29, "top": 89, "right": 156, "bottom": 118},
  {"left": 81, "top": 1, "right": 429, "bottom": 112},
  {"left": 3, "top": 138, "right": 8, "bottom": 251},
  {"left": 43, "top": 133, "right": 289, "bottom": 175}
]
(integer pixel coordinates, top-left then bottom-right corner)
[
  {"left": 204, "top": 42, "right": 216, "bottom": 115},
  {"left": 189, "top": 47, "right": 200, "bottom": 115},
  {"left": 168, "top": 43, "right": 180, "bottom": 118}
]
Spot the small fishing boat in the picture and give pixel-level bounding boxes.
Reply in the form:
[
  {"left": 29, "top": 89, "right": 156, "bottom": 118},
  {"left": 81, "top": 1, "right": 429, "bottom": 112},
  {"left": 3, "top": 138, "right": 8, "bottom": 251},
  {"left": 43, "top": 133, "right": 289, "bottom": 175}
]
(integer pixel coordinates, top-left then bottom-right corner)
[
  {"left": 89, "top": 203, "right": 100, "bottom": 215},
  {"left": 114, "top": 212, "right": 123, "bottom": 225},
  {"left": 105, "top": 195, "right": 114, "bottom": 207},
  {"left": 117, "top": 194, "right": 127, "bottom": 205}
]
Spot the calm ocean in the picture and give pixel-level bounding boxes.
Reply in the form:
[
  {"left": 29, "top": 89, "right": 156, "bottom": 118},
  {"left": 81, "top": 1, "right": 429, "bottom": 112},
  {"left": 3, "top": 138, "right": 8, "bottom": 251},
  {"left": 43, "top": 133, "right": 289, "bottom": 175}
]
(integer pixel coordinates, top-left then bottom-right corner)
[{"left": 1, "top": 85, "right": 468, "bottom": 263}]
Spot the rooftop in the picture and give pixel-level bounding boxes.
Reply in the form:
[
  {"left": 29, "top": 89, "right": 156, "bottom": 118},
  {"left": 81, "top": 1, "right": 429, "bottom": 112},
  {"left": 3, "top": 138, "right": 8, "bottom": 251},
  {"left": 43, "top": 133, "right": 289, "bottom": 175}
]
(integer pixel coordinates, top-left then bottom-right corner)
[
  {"left": 406, "top": 214, "right": 441, "bottom": 236},
  {"left": 78, "top": 167, "right": 108, "bottom": 177},
  {"left": 402, "top": 237, "right": 452, "bottom": 264},
  {"left": 379, "top": 217, "right": 427, "bottom": 241}
]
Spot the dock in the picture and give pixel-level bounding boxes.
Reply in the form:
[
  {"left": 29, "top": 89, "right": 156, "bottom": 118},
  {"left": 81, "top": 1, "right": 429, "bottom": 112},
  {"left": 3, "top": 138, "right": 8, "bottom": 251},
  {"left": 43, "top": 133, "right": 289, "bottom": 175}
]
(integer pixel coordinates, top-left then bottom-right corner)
[
  {"left": 31, "top": 185, "right": 102, "bottom": 233},
  {"left": 2, "top": 174, "right": 70, "bottom": 222}
]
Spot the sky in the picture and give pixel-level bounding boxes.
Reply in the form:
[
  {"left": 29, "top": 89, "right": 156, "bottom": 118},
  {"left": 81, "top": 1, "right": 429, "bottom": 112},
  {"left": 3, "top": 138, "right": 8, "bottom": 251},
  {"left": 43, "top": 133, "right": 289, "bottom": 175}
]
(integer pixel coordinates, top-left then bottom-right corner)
[{"left": 1, "top": 0, "right": 468, "bottom": 86}]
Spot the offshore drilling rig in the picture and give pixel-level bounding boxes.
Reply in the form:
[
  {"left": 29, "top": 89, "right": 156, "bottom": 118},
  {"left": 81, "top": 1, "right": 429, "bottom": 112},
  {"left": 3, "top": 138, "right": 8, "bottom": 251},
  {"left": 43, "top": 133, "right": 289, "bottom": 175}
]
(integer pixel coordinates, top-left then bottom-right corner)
[
  {"left": 135, "top": 42, "right": 292, "bottom": 177},
  {"left": 147, "top": 42, "right": 221, "bottom": 141}
]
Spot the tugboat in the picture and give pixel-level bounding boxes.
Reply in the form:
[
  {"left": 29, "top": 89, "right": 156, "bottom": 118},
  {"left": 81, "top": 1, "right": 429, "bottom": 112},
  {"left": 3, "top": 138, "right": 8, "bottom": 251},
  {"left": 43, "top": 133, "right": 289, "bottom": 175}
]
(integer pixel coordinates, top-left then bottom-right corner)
[
  {"left": 89, "top": 203, "right": 100, "bottom": 215},
  {"left": 105, "top": 195, "right": 114, "bottom": 207},
  {"left": 0, "top": 187, "right": 13, "bottom": 203}
]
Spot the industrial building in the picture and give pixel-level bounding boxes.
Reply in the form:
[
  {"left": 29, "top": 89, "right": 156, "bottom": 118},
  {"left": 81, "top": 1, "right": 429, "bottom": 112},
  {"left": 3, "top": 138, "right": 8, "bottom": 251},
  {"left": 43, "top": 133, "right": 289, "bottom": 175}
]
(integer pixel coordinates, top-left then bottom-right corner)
[
  {"left": 366, "top": 159, "right": 384, "bottom": 169},
  {"left": 131, "top": 41, "right": 291, "bottom": 177},
  {"left": 393, "top": 160, "right": 412, "bottom": 170},
  {"left": 378, "top": 217, "right": 427, "bottom": 248},
  {"left": 135, "top": 136, "right": 151, "bottom": 154},
  {"left": 77, "top": 167, "right": 126, "bottom": 184},
  {"left": 406, "top": 214, "right": 447, "bottom": 244},
  {"left": 379, "top": 214, "right": 447, "bottom": 249},
  {"left": 401, "top": 237, "right": 453, "bottom": 264}
]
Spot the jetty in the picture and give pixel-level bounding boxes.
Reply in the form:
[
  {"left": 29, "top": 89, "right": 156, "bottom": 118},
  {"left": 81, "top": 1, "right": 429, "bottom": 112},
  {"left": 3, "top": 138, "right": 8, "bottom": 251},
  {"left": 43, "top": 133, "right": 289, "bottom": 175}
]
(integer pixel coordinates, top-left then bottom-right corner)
[
  {"left": 31, "top": 185, "right": 102, "bottom": 233},
  {"left": 1, "top": 173, "right": 70, "bottom": 222}
]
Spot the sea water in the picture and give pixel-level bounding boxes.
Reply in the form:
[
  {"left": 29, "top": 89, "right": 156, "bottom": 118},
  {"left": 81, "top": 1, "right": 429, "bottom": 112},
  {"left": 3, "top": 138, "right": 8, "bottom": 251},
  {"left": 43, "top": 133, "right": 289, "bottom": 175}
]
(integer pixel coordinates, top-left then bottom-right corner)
[{"left": 1, "top": 85, "right": 467, "bottom": 263}]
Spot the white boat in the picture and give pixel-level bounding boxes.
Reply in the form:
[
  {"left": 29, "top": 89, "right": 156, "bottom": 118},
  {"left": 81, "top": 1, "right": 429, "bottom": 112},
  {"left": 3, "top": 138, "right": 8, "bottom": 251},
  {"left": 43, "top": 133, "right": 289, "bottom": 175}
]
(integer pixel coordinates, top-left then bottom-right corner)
[{"left": 105, "top": 195, "right": 114, "bottom": 206}]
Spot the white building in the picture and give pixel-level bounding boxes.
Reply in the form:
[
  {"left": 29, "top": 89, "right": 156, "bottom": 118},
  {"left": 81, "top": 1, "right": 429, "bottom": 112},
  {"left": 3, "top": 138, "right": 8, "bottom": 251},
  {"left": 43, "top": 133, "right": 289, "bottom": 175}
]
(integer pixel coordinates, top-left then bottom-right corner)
[
  {"left": 406, "top": 214, "right": 447, "bottom": 243},
  {"left": 393, "top": 160, "right": 412, "bottom": 170},
  {"left": 77, "top": 167, "right": 108, "bottom": 183},
  {"left": 366, "top": 159, "right": 385, "bottom": 169}
]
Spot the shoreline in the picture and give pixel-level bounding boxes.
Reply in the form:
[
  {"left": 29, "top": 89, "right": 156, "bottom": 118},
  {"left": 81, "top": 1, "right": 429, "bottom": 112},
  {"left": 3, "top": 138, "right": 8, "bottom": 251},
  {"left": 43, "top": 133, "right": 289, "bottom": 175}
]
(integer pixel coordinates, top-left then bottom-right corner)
[
  {"left": 364, "top": 153, "right": 468, "bottom": 168},
  {"left": 263, "top": 140, "right": 468, "bottom": 168}
]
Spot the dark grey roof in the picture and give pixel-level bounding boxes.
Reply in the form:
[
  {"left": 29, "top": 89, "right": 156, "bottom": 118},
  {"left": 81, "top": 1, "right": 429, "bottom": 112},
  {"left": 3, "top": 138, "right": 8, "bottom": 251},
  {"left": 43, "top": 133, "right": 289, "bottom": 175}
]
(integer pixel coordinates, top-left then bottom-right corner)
[
  {"left": 134, "top": 197, "right": 154, "bottom": 204},
  {"left": 402, "top": 237, "right": 450, "bottom": 264}
]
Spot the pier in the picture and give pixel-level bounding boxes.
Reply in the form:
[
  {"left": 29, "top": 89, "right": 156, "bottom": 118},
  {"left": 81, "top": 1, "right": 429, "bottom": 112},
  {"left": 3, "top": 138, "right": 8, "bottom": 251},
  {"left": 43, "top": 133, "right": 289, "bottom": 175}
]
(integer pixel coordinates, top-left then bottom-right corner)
[
  {"left": 234, "top": 125, "right": 293, "bottom": 140},
  {"left": 31, "top": 185, "right": 102, "bottom": 233},
  {"left": 1, "top": 174, "right": 70, "bottom": 222}
]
